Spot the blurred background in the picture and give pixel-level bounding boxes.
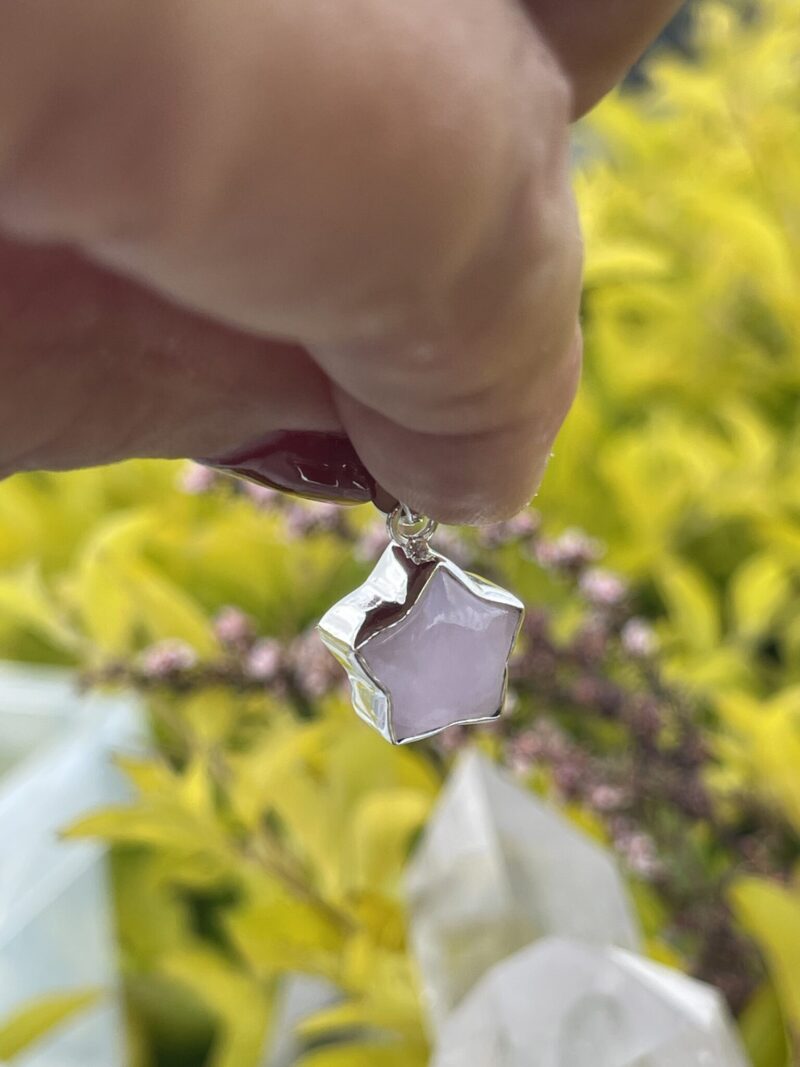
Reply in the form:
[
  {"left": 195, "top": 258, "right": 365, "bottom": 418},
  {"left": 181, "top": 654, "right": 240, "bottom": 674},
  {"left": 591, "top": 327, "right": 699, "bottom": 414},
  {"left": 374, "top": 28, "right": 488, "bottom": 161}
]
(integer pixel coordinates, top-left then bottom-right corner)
[{"left": 0, "top": 1, "right": 798, "bottom": 1064}]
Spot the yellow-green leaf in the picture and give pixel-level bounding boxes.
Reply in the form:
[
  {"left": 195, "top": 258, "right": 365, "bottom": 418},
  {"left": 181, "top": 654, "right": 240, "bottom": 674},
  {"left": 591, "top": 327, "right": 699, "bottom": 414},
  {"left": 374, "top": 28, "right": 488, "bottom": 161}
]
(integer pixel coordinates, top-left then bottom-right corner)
[
  {"left": 227, "top": 721, "right": 334, "bottom": 830},
  {"left": 657, "top": 557, "right": 720, "bottom": 651},
  {"left": 584, "top": 241, "right": 672, "bottom": 288},
  {"left": 0, "top": 989, "right": 101, "bottom": 1061},
  {"left": 299, "top": 989, "right": 424, "bottom": 1044},
  {"left": 64, "top": 802, "right": 231, "bottom": 867},
  {"left": 73, "top": 511, "right": 155, "bottom": 653},
  {"left": 121, "top": 558, "right": 216, "bottom": 654},
  {"left": 113, "top": 754, "right": 177, "bottom": 797},
  {"left": 716, "top": 690, "right": 800, "bottom": 830},
  {"left": 349, "top": 788, "right": 433, "bottom": 893},
  {"left": 297, "top": 1039, "right": 427, "bottom": 1067},
  {"left": 731, "top": 878, "right": 800, "bottom": 1031},
  {"left": 162, "top": 948, "right": 271, "bottom": 1067},
  {"left": 0, "top": 564, "right": 79, "bottom": 652},
  {"left": 738, "top": 981, "right": 791, "bottom": 1067},
  {"left": 225, "top": 887, "right": 346, "bottom": 981},
  {"left": 180, "top": 688, "right": 240, "bottom": 745},
  {"left": 730, "top": 553, "right": 791, "bottom": 638},
  {"left": 338, "top": 943, "right": 423, "bottom": 1037}
]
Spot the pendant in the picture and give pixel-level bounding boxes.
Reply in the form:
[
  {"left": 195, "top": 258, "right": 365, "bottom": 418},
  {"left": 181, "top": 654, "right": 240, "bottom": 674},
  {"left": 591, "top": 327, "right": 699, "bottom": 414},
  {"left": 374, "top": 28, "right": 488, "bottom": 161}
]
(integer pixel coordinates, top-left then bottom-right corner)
[{"left": 318, "top": 505, "right": 524, "bottom": 745}]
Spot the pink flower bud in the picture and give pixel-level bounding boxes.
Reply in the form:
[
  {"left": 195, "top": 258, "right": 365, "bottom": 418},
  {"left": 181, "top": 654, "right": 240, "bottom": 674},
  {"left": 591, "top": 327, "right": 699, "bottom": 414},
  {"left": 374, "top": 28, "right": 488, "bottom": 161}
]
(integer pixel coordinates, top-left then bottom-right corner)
[
  {"left": 245, "top": 638, "right": 283, "bottom": 682},
  {"left": 140, "top": 639, "right": 198, "bottom": 677}
]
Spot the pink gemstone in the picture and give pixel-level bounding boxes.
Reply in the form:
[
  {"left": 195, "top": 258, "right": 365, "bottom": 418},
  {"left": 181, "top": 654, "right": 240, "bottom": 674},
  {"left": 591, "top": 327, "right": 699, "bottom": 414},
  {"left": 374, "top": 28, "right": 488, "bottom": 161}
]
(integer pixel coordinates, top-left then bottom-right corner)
[{"left": 360, "top": 567, "right": 520, "bottom": 743}]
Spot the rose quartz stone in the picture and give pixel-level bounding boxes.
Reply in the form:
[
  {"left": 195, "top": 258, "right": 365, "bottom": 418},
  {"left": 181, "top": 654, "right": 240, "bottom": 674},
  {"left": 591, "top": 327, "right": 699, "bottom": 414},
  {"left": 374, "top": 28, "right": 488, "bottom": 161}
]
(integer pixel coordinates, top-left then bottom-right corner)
[{"left": 360, "top": 567, "right": 519, "bottom": 742}]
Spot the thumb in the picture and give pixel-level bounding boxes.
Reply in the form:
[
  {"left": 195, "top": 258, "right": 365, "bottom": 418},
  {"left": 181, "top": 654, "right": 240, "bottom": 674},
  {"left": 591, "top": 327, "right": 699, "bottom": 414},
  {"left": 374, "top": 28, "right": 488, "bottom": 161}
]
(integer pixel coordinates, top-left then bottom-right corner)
[{"left": 0, "top": 0, "right": 582, "bottom": 521}]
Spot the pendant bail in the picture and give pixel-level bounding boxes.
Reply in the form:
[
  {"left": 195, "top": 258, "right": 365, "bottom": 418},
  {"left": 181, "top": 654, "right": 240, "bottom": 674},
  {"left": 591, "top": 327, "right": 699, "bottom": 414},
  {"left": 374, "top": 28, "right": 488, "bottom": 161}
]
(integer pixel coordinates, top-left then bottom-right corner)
[{"left": 388, "top": 504, "right": 438, "bottom": 563}]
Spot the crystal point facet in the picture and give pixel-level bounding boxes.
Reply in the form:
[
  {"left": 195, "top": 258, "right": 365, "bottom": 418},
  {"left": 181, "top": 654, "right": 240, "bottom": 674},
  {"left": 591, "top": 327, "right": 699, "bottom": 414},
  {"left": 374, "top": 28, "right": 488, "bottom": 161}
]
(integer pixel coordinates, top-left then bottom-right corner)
[
  {"left": 431, "top": 938, "right": 752, "bottom": 1067},
  {"left": 406, "top": 752, "right": 640, "bottom": 1027}
]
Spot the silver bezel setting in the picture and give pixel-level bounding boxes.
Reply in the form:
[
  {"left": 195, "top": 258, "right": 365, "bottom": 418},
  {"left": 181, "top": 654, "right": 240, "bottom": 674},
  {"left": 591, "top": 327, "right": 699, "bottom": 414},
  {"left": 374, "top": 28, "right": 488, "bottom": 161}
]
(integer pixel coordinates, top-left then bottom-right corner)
[{"left": 318, "top": 542, "right": 525, "bottom": 745}]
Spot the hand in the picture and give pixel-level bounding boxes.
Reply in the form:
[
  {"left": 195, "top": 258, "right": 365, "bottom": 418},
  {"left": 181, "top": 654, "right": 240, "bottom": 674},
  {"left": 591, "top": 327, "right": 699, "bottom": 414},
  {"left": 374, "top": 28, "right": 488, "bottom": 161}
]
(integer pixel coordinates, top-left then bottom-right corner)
[{"left": 0, "top": 0, "right": 681, "bottom": 522}]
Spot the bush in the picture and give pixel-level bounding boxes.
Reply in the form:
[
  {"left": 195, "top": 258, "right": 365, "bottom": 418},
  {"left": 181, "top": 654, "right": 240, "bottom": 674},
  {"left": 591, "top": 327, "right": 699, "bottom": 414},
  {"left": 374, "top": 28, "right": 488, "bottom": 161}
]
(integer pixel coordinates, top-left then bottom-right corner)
[{"left": 0, "top": 2, "right": 798, "bottom": 1065}]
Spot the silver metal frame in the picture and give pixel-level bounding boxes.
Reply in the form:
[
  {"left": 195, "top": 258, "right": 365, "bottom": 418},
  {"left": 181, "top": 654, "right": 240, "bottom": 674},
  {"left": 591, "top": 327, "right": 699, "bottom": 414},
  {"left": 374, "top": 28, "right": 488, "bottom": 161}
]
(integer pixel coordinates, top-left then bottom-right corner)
[{"left": 318, "top": 542, "right": 524, "bottom": 745}]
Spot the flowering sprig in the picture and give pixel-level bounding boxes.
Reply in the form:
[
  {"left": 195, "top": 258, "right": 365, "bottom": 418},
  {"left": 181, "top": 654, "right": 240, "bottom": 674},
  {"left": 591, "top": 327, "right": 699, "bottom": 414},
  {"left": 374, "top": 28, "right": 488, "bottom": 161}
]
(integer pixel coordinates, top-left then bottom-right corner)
[
  {"left": 86, "top": 497, "right": 799, "bottom": 1014},
  {"left": 449, "top": 518, "right": 793, "bottom": 1010}
]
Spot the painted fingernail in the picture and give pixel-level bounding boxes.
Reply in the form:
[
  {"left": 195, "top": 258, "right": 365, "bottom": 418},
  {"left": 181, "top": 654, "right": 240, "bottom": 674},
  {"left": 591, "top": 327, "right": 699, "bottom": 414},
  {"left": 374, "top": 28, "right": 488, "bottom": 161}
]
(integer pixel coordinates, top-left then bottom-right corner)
[{"left": 200, "top": 430, "right": 376, "bottom": 504}]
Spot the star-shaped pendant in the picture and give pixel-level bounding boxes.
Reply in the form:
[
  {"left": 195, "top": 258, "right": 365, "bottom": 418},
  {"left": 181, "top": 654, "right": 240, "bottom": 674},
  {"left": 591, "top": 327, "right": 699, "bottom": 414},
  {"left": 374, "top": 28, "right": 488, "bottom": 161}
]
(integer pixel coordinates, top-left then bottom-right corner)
[{"left": 318, "top": 541, "right": 524, "bottom": 744}]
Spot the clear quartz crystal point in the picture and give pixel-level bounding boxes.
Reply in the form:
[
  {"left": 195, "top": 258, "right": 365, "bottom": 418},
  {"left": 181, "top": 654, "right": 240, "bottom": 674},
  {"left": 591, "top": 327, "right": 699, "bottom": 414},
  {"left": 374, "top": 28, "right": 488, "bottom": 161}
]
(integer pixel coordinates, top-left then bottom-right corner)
[
  {"left": 430, "top": 938, "right": 752, "bottom": 1067},
  {"left": 406, "top": 751, "right": 640, "bottom": 1028},
  {"left": 0, "top": 662, "right": 143, "bottom": 1067}
]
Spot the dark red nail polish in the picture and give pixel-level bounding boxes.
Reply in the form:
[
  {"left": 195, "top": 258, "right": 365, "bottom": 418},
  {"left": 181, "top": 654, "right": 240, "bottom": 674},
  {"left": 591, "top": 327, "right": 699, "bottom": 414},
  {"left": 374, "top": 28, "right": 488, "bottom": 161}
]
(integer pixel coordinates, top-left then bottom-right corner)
[{"left": 201, "top": 431, "right": 376, "bottom": 504}]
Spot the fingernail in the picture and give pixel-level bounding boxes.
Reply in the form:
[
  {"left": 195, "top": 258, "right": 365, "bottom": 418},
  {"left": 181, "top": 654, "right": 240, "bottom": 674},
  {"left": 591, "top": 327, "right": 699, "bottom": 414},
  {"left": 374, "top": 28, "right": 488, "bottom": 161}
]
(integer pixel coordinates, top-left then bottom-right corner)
[{"left": 200, "top": 430, "right": 376, "bottom": 504}]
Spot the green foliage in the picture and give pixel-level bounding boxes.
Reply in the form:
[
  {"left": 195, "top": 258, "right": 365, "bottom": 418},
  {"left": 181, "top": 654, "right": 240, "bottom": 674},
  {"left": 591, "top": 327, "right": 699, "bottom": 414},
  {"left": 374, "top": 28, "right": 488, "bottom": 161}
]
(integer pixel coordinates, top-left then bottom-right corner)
[
  {"left": 733, "top": 879, "right": 800, "bottom": 1036},
  {"left": 2, "top": 1, "right": 800, "bottom": 1063},
  {"left": 68, "top": 706, "right": 437, "bottom": 1065},
  {"left": 559, "top": 0, "right": 800, "bottom": 693},
  {"left": 739, "top": 984, "right": 792, "bottom": 1067}
]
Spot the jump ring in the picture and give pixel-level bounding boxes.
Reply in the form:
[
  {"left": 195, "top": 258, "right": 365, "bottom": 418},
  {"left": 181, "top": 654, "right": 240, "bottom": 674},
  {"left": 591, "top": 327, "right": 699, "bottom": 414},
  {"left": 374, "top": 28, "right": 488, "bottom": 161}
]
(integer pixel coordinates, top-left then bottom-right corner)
[{"left": 388, "top": 504, "right": 438, "bottom": 551}]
